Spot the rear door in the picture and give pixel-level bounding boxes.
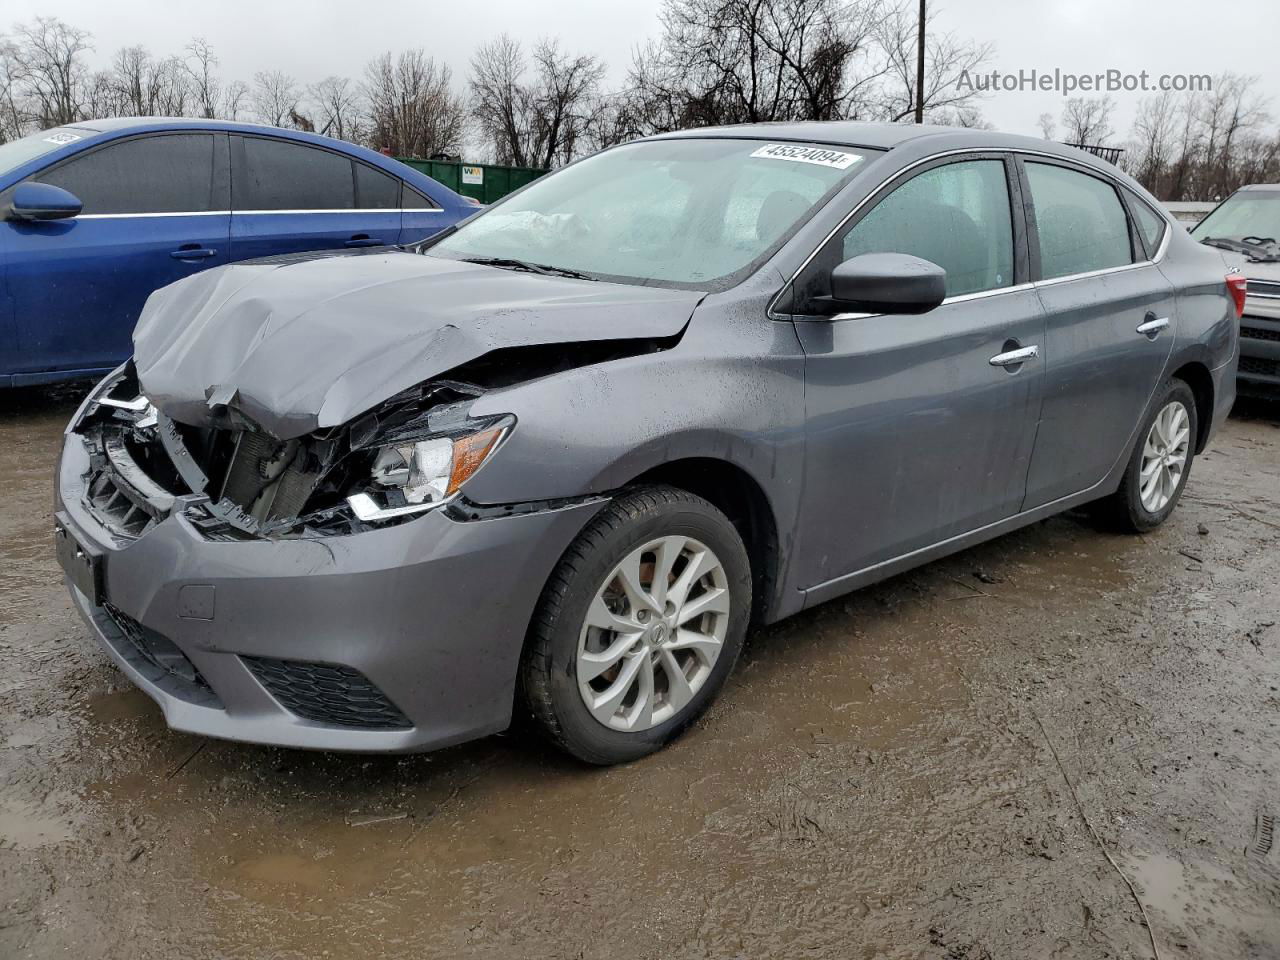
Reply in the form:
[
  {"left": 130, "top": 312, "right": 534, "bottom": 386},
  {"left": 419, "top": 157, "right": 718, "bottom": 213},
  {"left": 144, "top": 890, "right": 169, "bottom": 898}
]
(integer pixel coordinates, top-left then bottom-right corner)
[
  {"left": 229, "top": 135, "right": 402, "bottom": 259},
  {"left": 400, "top": 181, "right": 458, "bottom": 245},
  {"left": 1019, "top": 158, "right": 1176, "bottom": 508},
  {"left": 791, "top": 154, "right": 1046, "bottom": 589},
  {"left": 1, "top": 132, "right": 229, "bottom": 376}
]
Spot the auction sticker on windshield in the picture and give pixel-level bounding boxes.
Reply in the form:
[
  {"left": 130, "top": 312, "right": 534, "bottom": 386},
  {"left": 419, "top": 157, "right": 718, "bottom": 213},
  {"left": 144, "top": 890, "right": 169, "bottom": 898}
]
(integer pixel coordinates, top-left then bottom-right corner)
[
  {"left": 43, "top": 132, "right": 82, "bottom": 145},
  {"left": 749, "top": 144, "right": 862, "bottom": 169}
]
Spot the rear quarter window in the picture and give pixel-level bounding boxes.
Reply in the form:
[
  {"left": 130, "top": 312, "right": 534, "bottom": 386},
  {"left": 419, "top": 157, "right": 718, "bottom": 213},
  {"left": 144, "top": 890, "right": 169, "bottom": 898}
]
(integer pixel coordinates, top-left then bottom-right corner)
[{"left": 1126, "top": 191, "right": 1168, "bottom": 258}]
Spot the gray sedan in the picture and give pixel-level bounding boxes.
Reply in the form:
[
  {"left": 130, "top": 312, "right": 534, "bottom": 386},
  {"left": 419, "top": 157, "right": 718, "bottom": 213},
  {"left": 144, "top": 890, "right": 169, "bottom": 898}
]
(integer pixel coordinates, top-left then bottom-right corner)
[{"left": 55, "top": 122, "right": 1241, "bottom": 764}]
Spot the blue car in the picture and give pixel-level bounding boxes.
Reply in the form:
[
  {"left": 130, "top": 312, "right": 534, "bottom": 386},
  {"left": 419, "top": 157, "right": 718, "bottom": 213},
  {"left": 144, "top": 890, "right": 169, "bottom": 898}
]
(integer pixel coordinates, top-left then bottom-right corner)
[{"left": 0, "top": 118, "right": 476, "bottom": 386}]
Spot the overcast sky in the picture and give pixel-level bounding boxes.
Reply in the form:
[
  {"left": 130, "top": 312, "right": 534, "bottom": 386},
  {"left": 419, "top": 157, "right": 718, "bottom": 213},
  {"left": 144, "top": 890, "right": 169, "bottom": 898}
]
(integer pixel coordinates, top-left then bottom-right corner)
[{"left": 7, "top": 0, "right": 1279, "bottom": 142}]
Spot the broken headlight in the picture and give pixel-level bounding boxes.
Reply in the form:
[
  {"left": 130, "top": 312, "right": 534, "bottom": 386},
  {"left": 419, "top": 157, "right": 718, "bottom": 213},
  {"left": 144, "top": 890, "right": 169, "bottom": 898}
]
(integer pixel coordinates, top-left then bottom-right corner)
[{"left": 346, "top": 422, "right": 509, "bottom": 522}]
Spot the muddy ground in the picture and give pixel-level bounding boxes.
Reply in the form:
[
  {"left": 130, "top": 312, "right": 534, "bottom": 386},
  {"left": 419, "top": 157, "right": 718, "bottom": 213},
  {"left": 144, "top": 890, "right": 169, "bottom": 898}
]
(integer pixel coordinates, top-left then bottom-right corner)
[{"left": 1, "top": 384, "right": 1278, "bottom": 960}]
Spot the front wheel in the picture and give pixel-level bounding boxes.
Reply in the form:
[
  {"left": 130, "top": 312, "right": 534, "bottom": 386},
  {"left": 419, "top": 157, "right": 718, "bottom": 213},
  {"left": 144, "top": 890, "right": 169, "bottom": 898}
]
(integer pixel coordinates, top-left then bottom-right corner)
[
  {"left": 1098, "top": 378, "right": 1198, "bottom": 532},
  {"left": 520, "top": 486, "right": 751, "bottom": 765}
]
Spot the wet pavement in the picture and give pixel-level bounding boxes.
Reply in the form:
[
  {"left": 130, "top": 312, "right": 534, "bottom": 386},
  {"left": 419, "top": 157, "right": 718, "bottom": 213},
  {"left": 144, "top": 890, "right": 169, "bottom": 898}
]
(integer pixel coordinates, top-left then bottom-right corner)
[{"left": 2, "top": 382, "right": 1279, "bottom": 960}]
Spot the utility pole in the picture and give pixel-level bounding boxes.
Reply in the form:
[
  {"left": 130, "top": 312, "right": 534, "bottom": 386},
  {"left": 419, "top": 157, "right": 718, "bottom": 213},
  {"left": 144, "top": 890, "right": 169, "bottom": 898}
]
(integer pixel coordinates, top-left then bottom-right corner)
[{"left": 914, "top": 0, "right": 926, "bottom": 124}]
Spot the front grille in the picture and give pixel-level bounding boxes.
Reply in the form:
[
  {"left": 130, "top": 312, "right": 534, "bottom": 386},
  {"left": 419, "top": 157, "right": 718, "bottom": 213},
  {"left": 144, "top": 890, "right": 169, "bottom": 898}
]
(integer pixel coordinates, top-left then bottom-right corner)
[
  {"left": 242, "top": 657, "right": 411, "bottom": 729},
  {"left": 1247, "top": 279, "right": 1280, "bottom": 298},
  {"left": 1241, "top": 325, "right": 1280, "bottom": 343},
  {"left": 1239, "top": 356, "right": 1279, "bottom": 377},
  {"left": 101, "top": 604, "right": 222, "bottom": 707},
  {"left": 86, "top": 470, "right": 159, "bottom": 538}
]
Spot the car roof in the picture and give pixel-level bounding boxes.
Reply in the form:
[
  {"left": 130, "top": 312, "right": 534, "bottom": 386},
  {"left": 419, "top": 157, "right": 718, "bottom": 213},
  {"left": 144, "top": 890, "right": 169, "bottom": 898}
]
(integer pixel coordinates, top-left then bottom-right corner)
[
  {"left": 1236, "top": 183, "right": 1280, "bottom": 192},
  {"left": 645, "top": 120, "right": 1120, "bottom": 169},
  {"left": 68, "top": 116, "right": 291, "bottom": 134},
  {"left": 64, "top": 116, "right": 362, "bottom": 146}
]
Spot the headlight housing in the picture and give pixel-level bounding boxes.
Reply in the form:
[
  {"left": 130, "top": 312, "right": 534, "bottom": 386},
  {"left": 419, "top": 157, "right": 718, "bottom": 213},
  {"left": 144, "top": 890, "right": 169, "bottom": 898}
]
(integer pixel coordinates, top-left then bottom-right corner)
[{"left": 347, "top": 422, "right": 509, "bottom": 522}]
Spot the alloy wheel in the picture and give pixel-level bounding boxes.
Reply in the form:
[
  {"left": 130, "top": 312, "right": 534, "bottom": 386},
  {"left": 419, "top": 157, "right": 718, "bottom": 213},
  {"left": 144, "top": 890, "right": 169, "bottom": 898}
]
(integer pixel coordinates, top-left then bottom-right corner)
[
  {"left": 576, "top": 535, "right": 730, "bottom": 732},
  {"left": 1139, "top": 400, "right": 1191, "bottom": 513}
]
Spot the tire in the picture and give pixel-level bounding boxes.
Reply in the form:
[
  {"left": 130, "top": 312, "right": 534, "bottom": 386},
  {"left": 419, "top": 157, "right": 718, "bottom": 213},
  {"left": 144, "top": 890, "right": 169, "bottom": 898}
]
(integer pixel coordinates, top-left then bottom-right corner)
[
  {"left": 1098, "top": 378, "right": 1198, "bottom": 533},
  {"left": 520, "top": 485, "right": 752, "bottom": 765}
]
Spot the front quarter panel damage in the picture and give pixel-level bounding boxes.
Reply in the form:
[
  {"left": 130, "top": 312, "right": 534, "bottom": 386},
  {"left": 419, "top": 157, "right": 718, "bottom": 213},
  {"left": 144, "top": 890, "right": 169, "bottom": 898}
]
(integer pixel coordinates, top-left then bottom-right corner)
[{"left": 460, "top": 280, "right": 807, "bottom": 581}]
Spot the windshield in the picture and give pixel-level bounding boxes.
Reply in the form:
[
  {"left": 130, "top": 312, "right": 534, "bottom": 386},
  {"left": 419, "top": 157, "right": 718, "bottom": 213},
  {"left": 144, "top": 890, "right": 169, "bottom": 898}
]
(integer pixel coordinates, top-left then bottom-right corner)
[
  {"left": 429, "top": 138, "right": 874, "bottom": 288},
  {"left": 1193, "top": 189, "right": 1280, "bottom": 244},
  {"left": 0, "top": 126, "right": 95, "bottom": 180}
]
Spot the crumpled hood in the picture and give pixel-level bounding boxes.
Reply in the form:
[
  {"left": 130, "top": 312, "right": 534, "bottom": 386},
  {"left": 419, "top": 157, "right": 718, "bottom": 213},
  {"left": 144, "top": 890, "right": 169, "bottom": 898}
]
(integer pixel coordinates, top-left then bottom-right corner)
[{"left": 134, "top": 251, "right": 702, "bottom": 439}]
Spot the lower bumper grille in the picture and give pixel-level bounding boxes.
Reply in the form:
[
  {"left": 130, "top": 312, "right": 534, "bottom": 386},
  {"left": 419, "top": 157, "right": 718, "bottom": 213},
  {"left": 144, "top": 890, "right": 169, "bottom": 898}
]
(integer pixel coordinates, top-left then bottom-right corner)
[
  {"left": 1242, "top": 325, "right": 1280, "bottom": 343},
  {"left": 102, "top": 604, "right": 221, "bottom": 708},
  {"left": 242, "top": 657, "right": 412, "bottom": 730},
  {"left": 1239, "top": 356, "right": 1279, "bottom": 378}
]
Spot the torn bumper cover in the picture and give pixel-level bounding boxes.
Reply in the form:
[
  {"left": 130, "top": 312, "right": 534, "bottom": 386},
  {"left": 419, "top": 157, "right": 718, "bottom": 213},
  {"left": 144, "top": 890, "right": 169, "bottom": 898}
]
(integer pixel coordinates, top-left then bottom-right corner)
[{"left": 56, "top": 384, "right": 602, "bottom": 752}]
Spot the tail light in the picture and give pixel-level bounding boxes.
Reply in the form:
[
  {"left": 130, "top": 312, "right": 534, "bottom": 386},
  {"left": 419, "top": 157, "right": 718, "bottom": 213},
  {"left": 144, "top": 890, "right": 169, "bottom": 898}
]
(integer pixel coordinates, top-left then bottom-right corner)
[{"left": 1226, "top": 273, "right": 1248, "bottom": 318}]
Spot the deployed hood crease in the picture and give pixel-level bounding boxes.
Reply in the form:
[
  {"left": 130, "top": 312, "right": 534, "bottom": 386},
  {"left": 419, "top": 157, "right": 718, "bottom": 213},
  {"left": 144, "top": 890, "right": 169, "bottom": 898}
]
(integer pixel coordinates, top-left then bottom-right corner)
[{"left": 133, "top": 251, "right": 703, "bottom": 440}]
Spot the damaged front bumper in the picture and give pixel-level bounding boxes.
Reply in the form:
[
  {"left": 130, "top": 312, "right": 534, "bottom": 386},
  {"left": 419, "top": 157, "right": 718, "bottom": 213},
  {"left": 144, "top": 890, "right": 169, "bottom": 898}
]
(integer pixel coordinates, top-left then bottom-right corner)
[{"left": 55, "top": 378, "right": 602, "bottom": 753}]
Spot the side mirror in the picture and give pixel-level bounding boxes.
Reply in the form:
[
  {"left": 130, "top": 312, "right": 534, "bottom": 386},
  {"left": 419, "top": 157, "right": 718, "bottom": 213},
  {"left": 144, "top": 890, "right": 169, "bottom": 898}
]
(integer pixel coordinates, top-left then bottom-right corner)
[
  {"left": 820, "top": 252, "right": 947, "bottom": 315},
  {"left": 6, "top": 182, "right": 83, "bottom": 222}
]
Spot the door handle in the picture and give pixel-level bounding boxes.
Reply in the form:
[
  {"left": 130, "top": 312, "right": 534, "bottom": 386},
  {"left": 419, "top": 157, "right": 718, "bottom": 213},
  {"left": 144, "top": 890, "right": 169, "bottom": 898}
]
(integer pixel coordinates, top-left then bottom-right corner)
[
  {"left": 989, "top": 344, "right": 1040, "bottom": 367},
  {"left": 344, "top": 236, "right": 384, "bottom": 248},
  {"left": 1136, "top": 316, "right": 1170, "bottom": 337},
  {"left": 170, "top": 247, "right": 217, "bottom": 260}
]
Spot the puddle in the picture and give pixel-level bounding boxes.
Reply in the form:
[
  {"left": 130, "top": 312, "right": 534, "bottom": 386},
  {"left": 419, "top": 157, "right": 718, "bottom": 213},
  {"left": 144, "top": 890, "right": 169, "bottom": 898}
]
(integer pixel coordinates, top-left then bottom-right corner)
[
  {"left": 0, "top": 799, "right": 76, "bottom": 849},
  {"left": 1127, "top": 849, "right": 1280, "bottom": 955}
]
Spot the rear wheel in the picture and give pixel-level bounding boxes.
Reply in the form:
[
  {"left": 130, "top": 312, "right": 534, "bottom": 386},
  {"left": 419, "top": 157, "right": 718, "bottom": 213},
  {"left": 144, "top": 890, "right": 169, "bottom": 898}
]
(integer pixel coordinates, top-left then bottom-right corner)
[
  {"left": 520, "top": 486, "right": 751, "bottom": 765},
  {"left": 1098, "top": 378, "right": 1198, "bottom": 532}
]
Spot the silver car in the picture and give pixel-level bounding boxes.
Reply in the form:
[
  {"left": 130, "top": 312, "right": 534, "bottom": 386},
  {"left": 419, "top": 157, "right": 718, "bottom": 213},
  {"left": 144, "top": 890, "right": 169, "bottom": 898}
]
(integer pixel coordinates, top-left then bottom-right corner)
[
  {"left": 1190, "top": 184, "right": 1280, "bottom": 395},
  {"left": 55, "top": 123, "right": 1241, "bottom": 764}
]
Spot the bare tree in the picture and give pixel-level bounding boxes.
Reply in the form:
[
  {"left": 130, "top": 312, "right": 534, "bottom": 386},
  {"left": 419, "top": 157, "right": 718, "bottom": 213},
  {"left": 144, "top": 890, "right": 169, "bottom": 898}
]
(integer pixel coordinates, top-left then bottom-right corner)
[
  {"left": 221, "top": 79, "right": 249, "bottom": 121},
  {"left": 0, "top": 39, "right": 29, "bottom": 140},
  {"left": 875, "top": 0, "right": 992, "bottom": 122},
  {"left": 364, "top": 50, "right": 465, "bottom": 157},
  {"left": 1125, "top": 92, "right": 1177, "bottom": 193},
  {"left": 469, "top": 35, "right": 602, "bottom": 167},
  {"left": 309, "top": 75, "right": 365, "bottom": 141},
  {"left": 1118, "top": 74, "right": 1277, "bottom": 201},
  {"left": 1164, "top": 90, "right": 1203, "bottom": 201},
  {"left": 1196, "top": 73, "right": 1270, "bottom": 199},
  {"left": 1060, "top": 95, "right": 1114, "bottom": 145},
  {"left": 932, "top": 104, "right": 991, "bottom": 129},
  {"left": 1036, "top": 112, "right": 1056, "bottom": 140},
  {"left": 251, "top": 69, "right": 299, "bottom": 127},
  {"left": 185, "top": 37, "right": 220, "bottom": 119},
  {"left": 624, "top": 0, "right": 888, "bottom": 132},
  {"left": 107, "top": 46, "right": 189, "bottom": 116},
  {"left": 7, "top": 17, "right": 92, "bottom": 126}
]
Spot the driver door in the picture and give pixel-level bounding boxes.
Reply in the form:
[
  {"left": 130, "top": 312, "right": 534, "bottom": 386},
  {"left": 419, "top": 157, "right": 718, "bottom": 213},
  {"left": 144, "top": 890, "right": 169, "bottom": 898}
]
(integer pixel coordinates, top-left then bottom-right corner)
[
  {"left": 1, "top": 132, "right": 230, "bottom": 377},
  {"left": 786, "top": 154, "right": 1047, "bottom": 592}
]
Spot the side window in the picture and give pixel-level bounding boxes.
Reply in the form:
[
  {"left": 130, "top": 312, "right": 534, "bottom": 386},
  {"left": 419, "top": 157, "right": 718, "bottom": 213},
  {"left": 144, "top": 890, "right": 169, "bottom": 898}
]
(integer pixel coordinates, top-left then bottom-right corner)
[
  {"left": 840, "top": 159, "right": 1014, "bottom": 297},
  {"left": 37, "top": 134, "right": 219, "bottom": 214},
  {"left": 235, "top": 137, "right": 354, "bottom": 211},
  {"left": 1126, "top": 191, "right": 1168, "bottom": 258},
  {"left": 1026, "top": 163, "right": 1133, "bottom": 279},
  {"left": 355, "top": 161, "right": 399, "bottom": 209},
  {"left": 403, "top": 185, "right": 438, "bottom": 209}
]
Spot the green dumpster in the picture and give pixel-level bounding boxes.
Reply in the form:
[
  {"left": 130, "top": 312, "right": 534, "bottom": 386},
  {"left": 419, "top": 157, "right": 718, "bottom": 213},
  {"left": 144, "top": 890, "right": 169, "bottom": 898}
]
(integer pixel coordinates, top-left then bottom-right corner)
[{"left": 392, "top": 157, "right": 547, "bottom": 205}]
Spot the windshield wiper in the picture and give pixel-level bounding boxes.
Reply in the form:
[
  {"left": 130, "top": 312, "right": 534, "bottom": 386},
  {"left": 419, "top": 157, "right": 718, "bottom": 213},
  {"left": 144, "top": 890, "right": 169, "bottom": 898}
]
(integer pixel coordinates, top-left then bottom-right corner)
[
  {"left": 461, "top": 256, "right": 598, "bottom": 281},
  {"left": 1200, "top": 236, "right": 1280, "bottom": 262}
]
